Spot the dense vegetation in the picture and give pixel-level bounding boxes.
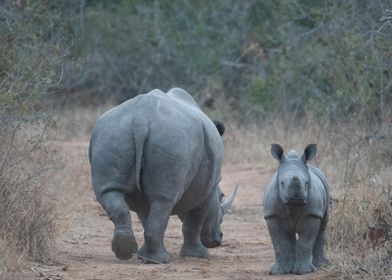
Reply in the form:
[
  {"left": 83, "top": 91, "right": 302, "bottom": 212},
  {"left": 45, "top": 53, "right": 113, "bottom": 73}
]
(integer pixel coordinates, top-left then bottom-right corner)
[
  {"left": 0, "top": 0, "right": 391, "bottom": 279},
  {"left": 2, "top": 1, "right": 390, "bottom": 122},
  {"left": 58, "top": 0, "right": 391, "bottom": 125}
]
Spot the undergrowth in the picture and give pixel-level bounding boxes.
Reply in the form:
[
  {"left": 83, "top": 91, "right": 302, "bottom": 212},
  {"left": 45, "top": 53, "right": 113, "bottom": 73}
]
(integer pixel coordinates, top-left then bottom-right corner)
[{"left": 0, "top": 122, "right": 57, "bottom": 276}]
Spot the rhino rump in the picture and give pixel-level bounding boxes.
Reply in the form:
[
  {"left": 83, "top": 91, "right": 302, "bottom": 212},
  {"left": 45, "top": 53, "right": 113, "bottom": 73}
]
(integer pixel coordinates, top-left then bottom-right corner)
[{"left": 90, "top": 88, "right": 224, "bottom": 214}]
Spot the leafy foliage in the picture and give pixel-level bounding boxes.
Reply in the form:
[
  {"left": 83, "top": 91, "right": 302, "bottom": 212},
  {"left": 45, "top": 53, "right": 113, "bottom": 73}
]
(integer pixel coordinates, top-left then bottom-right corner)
[
  {"left": 0, "top": 1, "right": 69, "bottom": 112},
  {"left": 58, "top": 0, "right": 392, "bottom": 124}
]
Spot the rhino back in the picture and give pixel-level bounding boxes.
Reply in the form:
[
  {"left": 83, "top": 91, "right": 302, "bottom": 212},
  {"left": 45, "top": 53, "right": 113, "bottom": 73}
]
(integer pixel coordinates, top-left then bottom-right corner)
[
  {"left": 306, "top": 170, "right": 329, "bottom": 219},
  {"left": 308, "top": 165, "right": 330, "bottom": 200},
  {"left": 308, "top": 165, "right": 330, "bottom": 217}
]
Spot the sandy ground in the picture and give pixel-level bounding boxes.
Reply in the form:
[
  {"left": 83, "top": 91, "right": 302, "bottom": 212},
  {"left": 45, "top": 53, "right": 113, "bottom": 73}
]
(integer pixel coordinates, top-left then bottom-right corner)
[{"left": 15, "top": 141, "right": 338, "bottom": 280}]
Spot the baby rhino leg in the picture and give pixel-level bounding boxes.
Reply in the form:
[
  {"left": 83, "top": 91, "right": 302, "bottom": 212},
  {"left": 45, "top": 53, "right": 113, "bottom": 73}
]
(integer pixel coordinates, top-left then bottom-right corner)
[
  {"left": 312, "top": 216, "right": 329, "bottom": 267},
  {"left": 293, "top": 216, "right": 321, "bottom": 274},
  {"left": 266, "top": 217, "right": 295, "bottom": 275}
]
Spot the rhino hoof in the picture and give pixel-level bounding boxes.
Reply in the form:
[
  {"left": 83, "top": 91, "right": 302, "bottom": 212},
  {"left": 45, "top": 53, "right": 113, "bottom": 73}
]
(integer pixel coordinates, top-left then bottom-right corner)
[
  {"left": 292, "top": 262, "right": 316, "bottom": 275},
  {"left": 180, "top": 245, "right": 209, "bottom": 258},
  {"left": 270, "top": 262, "right": 291, "bottom": 275},
  {"left": 112, "top": 229, "right": 138, "bottom": 260},
  {"left": 137, "top": 246, "right": 171, "bottom": 264},
  {"left": 313, "top": 257, "right": 329, "bottom": 267}
]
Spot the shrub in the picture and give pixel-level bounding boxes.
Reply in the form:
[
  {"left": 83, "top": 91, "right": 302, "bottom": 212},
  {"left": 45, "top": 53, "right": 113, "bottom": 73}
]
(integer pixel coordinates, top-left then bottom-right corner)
[
  {"left": 0, "top": 0, "right": 69, "bottom": 274},
  {"left": 0, "top": 123, "right": 57, "bottom": 264}
]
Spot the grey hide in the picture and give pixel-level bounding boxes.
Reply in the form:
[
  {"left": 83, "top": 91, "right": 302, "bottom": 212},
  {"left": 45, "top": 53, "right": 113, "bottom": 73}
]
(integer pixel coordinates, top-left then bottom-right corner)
[
  {"left": 89, "top": 88, "right": 237, "bottom": 264},
  {"left": 263, "top": 144, "right": 330, "bottom": 275}
]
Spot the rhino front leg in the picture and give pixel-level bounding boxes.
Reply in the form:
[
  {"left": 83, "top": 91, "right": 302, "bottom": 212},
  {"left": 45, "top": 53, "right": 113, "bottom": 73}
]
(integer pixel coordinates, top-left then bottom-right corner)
[
  {"left": 180, "top": 207, "right": 209, "bottom": 258},
  {"left": 266, "top": 217, "right": 295, "bottom": 275},
  {"left": 137, "top": 201, "right": 172, "bottom": 264},
  {"left": 100, "top": 191, "right": 138, "bottom": 260},
  {"left": 293, "top": 216, "right": 320, "bottom": 275}
]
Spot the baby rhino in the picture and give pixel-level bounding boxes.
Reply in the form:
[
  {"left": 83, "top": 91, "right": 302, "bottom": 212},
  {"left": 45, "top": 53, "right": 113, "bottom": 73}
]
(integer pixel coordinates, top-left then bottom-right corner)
[{"left": 263, "top": 144, "right": 330, "bottom": 275}]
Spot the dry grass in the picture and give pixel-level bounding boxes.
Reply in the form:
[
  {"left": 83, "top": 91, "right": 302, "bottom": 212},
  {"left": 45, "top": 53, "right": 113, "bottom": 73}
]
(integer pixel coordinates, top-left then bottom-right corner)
[
  {"left": 0, "top": 122, "right": 58, "bottom": 276},
  {"left": 53, "top": 103, "right": 114, "bottom": 141},
  {"left": 0, "top": 104, "right": 111, "bottom": 277},
  {"left": 223, "top": 116, "right": 392, "bottom": 279}
]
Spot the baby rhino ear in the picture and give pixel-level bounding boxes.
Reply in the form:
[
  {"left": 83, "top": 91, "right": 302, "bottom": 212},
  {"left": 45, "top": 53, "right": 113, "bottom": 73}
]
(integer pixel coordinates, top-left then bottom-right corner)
[
  {"left": 271, "top": 144, "right": 284, "bottom": 161},
  {"left": 302, "top": 144, "right": 317, "bottom": 162}
]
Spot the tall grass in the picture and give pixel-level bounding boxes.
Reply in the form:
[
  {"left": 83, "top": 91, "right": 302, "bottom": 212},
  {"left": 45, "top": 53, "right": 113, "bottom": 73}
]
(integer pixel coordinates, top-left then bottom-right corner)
[
  {"left": 0, "top": 122, "right": 57, "bottom": 275},
  {"left": 53, "top": 102, "right": 114, "bottom": 141},
  {"left": 223, "top": 116, "right": 392, "bottom": 279}
]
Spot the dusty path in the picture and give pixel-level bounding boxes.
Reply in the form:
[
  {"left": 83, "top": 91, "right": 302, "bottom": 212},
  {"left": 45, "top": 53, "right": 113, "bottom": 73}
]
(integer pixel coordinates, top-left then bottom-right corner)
[{"left": 27, "top": 141, "right": 335, "bottom": 280}]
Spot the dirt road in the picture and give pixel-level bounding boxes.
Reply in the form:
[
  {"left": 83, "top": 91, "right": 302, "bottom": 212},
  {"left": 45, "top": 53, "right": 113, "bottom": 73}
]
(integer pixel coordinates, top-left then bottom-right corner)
[{"left": 27, "top": 141, "right": 335, "bottom": 280}]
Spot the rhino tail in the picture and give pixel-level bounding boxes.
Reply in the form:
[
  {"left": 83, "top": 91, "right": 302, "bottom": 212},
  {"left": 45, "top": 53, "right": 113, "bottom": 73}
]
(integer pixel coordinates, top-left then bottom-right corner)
[
  {"left": 88, "top": 134, "right": 93, "bottom": 163},
  {"left": 133, "top": 118, "right": 149, "bottom": 192}
]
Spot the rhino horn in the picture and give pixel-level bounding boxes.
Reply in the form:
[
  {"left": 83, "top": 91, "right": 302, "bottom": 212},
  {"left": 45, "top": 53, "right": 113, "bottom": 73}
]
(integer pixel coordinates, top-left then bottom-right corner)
[{"left": 221, "top": 185, "right": 239, "bottom": 215}]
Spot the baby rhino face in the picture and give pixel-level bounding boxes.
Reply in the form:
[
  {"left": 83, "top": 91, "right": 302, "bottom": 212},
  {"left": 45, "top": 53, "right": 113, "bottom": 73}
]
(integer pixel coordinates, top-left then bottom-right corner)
[
  {"left": 271, "top": 144, "right": 317, "bottom": 206},
  {"left": 278, "top": 163, "right": 310, "bottom": 205}
]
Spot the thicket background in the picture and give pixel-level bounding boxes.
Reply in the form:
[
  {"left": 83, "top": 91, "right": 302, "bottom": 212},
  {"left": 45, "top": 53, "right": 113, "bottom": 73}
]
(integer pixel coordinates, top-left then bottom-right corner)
[
  {"left": 2, "top": 1, "right": 389, "bottom": 122},
  {"left": 0, "top": 0, "right": 391, "bottom": 279},
  {"left": 58, "top": 0, "right": 392, "bottom": 125}
]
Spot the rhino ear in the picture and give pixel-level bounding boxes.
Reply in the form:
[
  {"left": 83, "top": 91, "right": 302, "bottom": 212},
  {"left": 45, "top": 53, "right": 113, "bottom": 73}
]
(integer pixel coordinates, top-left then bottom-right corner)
[
  {"left": 213, "top": 120, "right": 225, "bottom": 136},
  {"left": 302, "top": 144, "right": 317, "bottom": 162},
  {"left": 271, "top": 144, "right": 284, "bottom": 161}
]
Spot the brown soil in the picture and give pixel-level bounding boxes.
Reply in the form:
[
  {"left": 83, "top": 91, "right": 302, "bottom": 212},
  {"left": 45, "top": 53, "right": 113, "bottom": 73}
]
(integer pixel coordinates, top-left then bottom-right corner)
[{"left": 20, "top": 141, "right": 338, "bottom": 280}]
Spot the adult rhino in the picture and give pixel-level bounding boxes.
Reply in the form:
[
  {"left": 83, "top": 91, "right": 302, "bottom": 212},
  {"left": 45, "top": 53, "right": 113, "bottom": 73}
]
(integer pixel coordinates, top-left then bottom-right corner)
[
  {"left": 89, "top": 88, "right": 237, "bottom": 264},
  {"left": 263, "top": 144, "right": 330, "bottom": 275}
]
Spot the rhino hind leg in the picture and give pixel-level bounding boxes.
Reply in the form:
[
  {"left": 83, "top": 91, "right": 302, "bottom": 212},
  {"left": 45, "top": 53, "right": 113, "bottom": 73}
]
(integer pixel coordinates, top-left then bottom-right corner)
[
  {"left": 180, "top": 206, "right": 209, "bottom": 258},
  {"left": 266, "top": 218, "right": 295, "bottom": 275},
  {"left": 100, "top": 191, "right": 138, "bottom": 260},
  {"left": 137, "top": 201, "right": 172, "bottom": 264}
]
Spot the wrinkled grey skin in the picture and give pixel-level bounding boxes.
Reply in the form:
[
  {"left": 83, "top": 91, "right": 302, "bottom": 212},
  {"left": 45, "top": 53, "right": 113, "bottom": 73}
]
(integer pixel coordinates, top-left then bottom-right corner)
[
  {"left": 89, "top": 88, "right": 237, "bottom": 264},
  {"left": 263, "top": 144, "right": 330, "bottom": 275}
]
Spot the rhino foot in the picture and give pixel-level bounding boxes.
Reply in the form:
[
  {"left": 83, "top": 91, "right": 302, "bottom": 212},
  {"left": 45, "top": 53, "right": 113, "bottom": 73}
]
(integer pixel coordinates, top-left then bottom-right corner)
[
  {"left": 270, "top": 262, "right": 292, "bottom": 275},
  {"left": 292, "top": 261, "right": 316, "bottom": 275},
  {"left": 313, "top": 257, "right": 329, "bottom": 268},
  {"left": 137, "top": 246, "right": 171, "bottom": 264},
  {"left": 180, "top": 244, "right": 209, "bottom": 258},
  {"left": 112, "top": 229, "right": 138, "bottom": 260}
]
